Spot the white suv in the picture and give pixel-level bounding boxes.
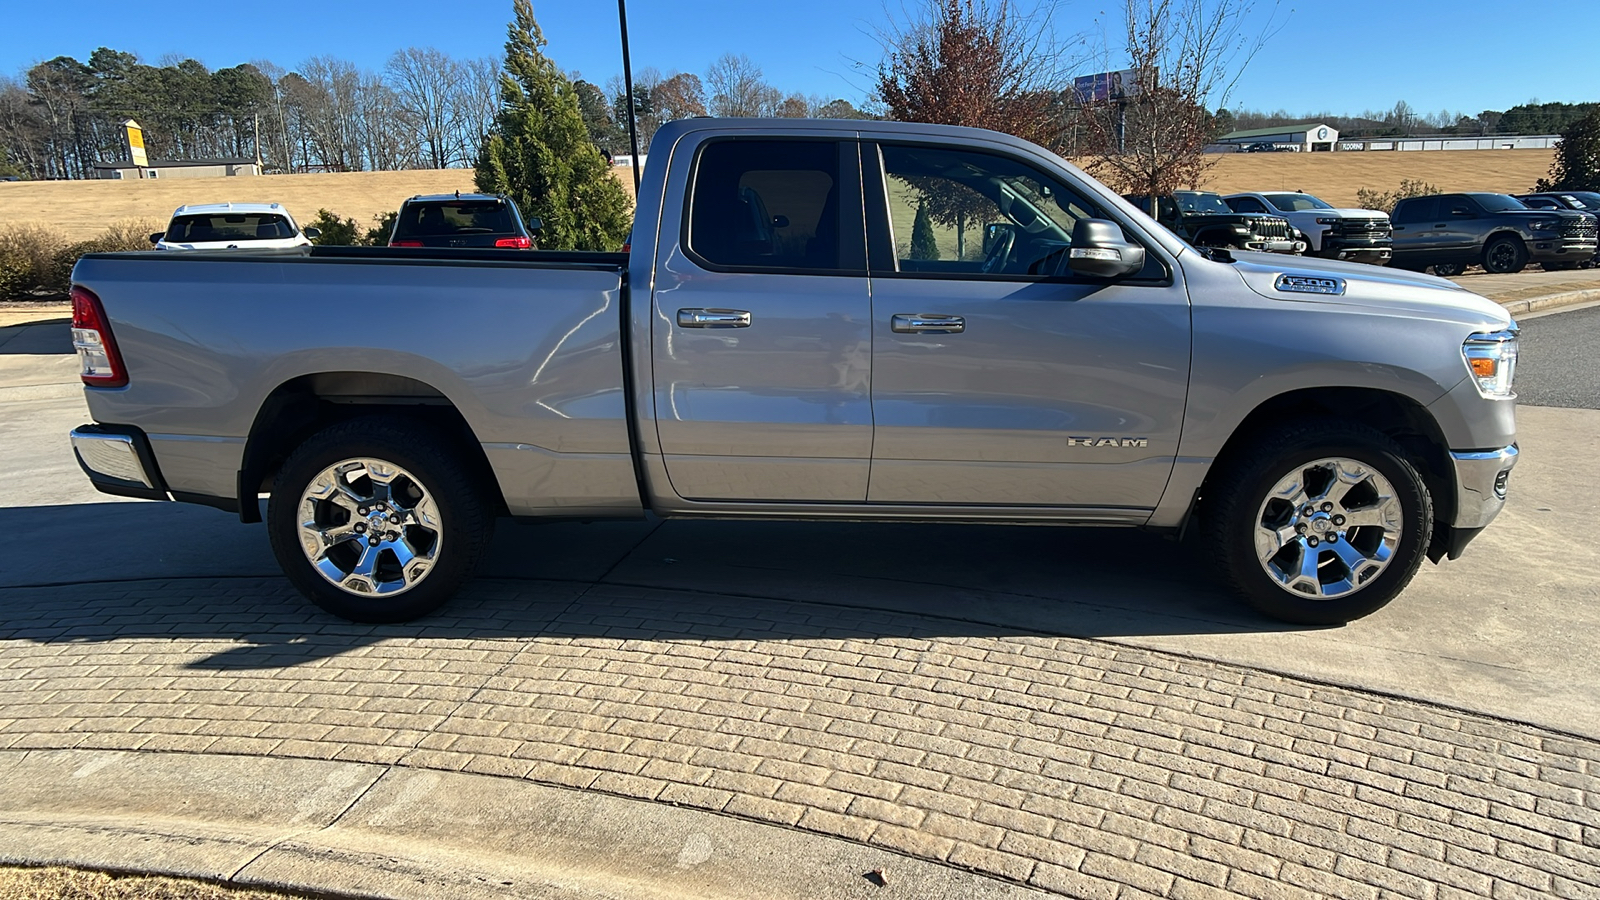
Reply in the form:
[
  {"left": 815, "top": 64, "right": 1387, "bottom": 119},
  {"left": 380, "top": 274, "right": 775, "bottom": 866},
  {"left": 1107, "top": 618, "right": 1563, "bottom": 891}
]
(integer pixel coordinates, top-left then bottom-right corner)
[
  {"left": 151, "top": 203, "right": 319, "bottom": 251},
  {"left": 1224, "top": 191, "right": 1393, "bottom": 265}
]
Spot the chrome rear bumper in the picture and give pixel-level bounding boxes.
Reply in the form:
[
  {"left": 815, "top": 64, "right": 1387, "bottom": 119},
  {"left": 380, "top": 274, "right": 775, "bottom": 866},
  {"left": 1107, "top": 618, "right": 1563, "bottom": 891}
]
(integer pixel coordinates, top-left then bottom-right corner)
[{"left": 70, "top": 425, "right": 168, "bottom": 501}]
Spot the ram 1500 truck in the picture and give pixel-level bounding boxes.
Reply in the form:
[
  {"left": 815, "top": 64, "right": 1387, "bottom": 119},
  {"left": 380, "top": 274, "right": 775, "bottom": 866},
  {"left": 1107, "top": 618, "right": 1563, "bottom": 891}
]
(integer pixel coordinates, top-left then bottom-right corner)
[{"left": 67, "top": 118, "right": 1519, "bottom": 627}]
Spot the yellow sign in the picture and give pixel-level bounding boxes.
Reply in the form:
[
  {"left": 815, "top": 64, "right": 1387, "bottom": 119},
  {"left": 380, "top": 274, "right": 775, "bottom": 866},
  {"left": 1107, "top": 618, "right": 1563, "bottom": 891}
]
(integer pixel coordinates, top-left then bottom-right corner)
[{"left": 124, "top": 119, "right": 147, "bottom": 168}]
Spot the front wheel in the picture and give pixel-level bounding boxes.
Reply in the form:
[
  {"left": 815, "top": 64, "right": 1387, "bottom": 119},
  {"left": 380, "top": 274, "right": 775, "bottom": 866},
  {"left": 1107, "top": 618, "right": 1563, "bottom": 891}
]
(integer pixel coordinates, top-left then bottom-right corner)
[
  {"left": 1431, "top": 261, "right": 1466, "bottom": 277},
  {"left": 1482, "top": 236, "right": 1528, "bottom": 274},
  {"left": 1204, "top": 421, "right": 1432, "bottom": 625},
  {"left": 267, "top": 416, "right": 493, "bottom": 622}
]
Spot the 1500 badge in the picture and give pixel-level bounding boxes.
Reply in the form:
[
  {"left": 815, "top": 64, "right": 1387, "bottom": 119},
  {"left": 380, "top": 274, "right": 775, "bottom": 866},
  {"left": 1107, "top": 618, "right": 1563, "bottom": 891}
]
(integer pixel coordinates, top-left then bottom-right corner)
[{"left": 1065, "top": 437, "right": 1149, "bottom": 447}]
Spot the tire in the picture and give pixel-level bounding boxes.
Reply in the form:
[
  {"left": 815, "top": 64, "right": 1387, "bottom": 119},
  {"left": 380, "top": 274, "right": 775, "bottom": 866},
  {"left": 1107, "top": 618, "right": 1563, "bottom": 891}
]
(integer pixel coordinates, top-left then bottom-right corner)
[
  {"left": 1431, "top": 261, "right": 1466, "bottom": 277},
  {"left": 267, "top": 416, "right": 494, "bottom": 623},
  {"left": 1482, "top": 236, "right": 1528, "bottom": 274},
  {"left": 1204, "top": 420, "right": 1432, "bottom": 626}
]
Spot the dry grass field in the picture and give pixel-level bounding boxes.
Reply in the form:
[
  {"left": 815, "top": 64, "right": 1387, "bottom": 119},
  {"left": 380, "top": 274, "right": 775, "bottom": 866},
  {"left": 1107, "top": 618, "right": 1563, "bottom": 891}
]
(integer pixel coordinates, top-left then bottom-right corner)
[{"left": 0, "top": 149, "right": 1555, "bottom": 236}]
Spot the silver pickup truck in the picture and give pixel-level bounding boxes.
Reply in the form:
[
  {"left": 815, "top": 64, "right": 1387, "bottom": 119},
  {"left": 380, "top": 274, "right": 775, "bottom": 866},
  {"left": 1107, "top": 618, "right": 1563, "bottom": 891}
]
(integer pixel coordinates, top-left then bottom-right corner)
[{"left": 67, "top": 118, "right": 1519, "bottom": 626}]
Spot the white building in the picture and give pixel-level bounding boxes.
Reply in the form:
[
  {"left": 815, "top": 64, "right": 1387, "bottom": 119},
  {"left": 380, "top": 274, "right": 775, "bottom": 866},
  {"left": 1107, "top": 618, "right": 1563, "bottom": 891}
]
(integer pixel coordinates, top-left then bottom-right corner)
[
  {"left": 1215, "top": 122, "right": 1340, "bottom": 153},
  {"left": 89, "top": 158, "right": 261, "bottom": 180}
]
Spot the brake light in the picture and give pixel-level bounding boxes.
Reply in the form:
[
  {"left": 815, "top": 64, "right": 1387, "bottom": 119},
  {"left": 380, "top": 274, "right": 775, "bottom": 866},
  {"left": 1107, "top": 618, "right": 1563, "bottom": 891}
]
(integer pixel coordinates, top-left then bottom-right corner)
[
  {"left": 71, "top": 285, "right": 128, "bottom": 388},
  {"left": 390, "top": 239, "right": 424, "bottom": 247},
  {"left": 494, "top": 236, "right": 532, "bottom": 249}
]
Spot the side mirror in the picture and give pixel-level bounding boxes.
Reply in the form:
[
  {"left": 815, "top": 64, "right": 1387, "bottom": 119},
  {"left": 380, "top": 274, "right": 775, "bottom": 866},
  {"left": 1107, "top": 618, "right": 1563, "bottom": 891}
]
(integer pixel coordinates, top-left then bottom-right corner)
[
  {"left": 1068, "top": 219, "right": 1146, "bottom": 278},
  {"left": 525, "top": 217, "right": 544, "bottom": 235},
  {"left": 771, "top": 215, "right": 790, "bottom": 228},
  {"left": 1450, "top": 207, "right": 1474, "bottom": 217},
  {"left": 303, "top": 227, "right": 322, "bottom": 239},
  {"left": 148, "top": 232, "right": 163, "bottom": 245}
]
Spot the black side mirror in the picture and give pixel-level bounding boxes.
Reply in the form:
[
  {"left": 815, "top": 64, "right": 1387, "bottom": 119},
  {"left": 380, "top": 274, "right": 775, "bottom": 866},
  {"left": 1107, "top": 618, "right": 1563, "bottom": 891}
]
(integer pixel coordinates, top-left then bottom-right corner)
[
  {"left": 771, "top": 215, "right": 790, "bottom": 228},
  {"left": 525, "top": 217, "right": 544, "bottom": 235},
  {"left": 148, "top": 232, "right": 163, "bottom": 245},
  {"left": 303, "top": 227, "right": 322, "bottom": 239},
  {"left": 1068, "top": 219, "right": 1146, "bottom": 278}
]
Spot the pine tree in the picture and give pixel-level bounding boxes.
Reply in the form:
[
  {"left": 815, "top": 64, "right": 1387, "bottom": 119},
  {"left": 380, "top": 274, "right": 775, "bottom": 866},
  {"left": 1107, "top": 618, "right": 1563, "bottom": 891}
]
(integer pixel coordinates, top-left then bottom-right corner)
[
  {"left": 909, "top": 200, "right": 939, "bottom": 260},
  {"left": 1536, "top": 111, "right": 1600, "bottom": 192},
  {"left": 475, "top": 0, "right": 632, "bottom": 251}
]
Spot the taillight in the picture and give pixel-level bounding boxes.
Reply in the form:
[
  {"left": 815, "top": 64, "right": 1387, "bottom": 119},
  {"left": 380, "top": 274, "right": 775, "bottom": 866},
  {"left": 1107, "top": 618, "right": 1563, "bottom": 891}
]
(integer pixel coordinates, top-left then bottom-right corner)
[
  {"left": 494, "top": 236, "right": 532, "bottom": 249},
  {"left": 390, "top": 239, "right": 424, "bottom": 247},
  {"left": 71, "top": 285, "right": 128, "bottom": 388}
]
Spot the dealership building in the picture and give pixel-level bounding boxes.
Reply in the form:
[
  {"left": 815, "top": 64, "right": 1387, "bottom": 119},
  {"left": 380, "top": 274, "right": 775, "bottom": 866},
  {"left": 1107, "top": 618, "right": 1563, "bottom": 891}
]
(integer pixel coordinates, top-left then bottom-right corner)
[
  {"left": 89, "top": 158, "right": 261, "bottom": 180},
  {"left": 1215, "top": 122, "right": 1341, "bottom": 152}
]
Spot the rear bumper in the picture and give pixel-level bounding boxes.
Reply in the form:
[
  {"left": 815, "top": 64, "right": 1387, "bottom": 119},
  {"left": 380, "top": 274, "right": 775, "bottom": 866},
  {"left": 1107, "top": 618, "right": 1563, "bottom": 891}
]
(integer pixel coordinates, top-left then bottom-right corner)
[{"left": 70, "top": 424, "right": 169, "bottom": 502}]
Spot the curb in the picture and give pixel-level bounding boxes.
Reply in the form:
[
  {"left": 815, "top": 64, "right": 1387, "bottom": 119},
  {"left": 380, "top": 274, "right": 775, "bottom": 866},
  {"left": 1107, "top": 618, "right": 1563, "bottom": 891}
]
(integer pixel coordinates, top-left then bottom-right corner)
[{"left": 1495, "top": 287, "right": 1600, "bottom": 317}]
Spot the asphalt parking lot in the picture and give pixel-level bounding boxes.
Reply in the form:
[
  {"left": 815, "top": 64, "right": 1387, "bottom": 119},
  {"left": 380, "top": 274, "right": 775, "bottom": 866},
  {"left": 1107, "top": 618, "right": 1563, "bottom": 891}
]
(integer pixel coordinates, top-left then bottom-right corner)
[{"left": 3, "top": 302, "right": 1600, "bottom": 899}]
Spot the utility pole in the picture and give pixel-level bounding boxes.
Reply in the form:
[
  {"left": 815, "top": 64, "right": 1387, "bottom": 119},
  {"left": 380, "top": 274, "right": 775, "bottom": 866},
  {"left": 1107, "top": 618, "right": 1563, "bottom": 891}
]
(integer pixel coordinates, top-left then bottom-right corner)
[{"left": 618, "top": 0, "right": 642, "bottom": 194}]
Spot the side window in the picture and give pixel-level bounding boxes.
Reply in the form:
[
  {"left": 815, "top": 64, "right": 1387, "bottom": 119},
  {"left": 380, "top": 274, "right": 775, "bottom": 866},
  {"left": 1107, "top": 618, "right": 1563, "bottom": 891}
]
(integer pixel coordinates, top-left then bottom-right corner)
[
  {"left": 1230, "top": 197, "right": 1267, "bottom": 214},
  {"left": 687, "top": 140, "right": 844, "bottom": 272},
  {"left": 877, "top": 143, "right": 1105, "bottom": 278},
  {"left": 1394, "top": 197, "right": 1435, "bottom": 224},
  {"left": 1443, "top": 196, "right": 1474, "bottom": 217}
]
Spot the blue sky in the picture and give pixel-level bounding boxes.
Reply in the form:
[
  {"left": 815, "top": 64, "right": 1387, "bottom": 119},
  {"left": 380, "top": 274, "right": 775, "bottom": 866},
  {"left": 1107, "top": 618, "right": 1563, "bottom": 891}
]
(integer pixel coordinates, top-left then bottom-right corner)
[{"left": 2, "top": 0, "right": 1595, "bottom": 117}]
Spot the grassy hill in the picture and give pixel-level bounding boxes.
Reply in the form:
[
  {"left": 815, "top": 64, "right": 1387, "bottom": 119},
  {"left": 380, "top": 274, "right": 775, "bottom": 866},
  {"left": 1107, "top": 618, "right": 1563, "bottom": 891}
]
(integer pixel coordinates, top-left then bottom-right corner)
[{"left": 0, "top": 148, "right": 1556, "bottom": 236}]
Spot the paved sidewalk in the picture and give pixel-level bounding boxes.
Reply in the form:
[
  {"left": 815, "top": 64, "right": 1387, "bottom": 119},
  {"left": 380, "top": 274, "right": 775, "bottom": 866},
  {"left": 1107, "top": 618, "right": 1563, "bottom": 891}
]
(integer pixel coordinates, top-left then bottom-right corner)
[{"left": 3, "top": 579, "right": 1599, "bottom": 899}]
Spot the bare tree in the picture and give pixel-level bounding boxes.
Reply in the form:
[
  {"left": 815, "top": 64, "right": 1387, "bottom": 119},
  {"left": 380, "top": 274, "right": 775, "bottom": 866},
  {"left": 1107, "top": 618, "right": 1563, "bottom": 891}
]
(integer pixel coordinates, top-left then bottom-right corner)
[
  {"left": 1076, "top": 0, "right": 1280, "bottom": 197},
  {"left": 706, "top": 54, "right": 779, "bottom": 117},
  {"left": 387, "top": 48, "right": 462, "bottom": 169},
  {"left": 456, "top": 57, "right": 501, "bottom": 164}
]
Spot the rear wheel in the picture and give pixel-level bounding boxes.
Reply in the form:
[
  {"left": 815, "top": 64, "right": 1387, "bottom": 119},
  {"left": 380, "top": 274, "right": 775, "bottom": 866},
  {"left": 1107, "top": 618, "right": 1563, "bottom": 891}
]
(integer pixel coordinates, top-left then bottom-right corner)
[
  {"left": 1431, "top": 261, "right": 1466, "bottom": 277},
  {"left": 1205, "top": 421, "right": 1432, "bottom": 625},
  {"left": 1482, "top": 236, "right": 1528, "bottom": 274},
  {"left": 267, "top": 416, "right": 493, "bottom": 622}
]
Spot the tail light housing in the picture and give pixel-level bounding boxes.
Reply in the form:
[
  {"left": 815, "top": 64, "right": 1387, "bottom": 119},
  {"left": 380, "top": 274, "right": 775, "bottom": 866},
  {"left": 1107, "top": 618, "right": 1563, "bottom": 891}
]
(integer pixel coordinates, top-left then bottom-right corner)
[
  {"left": 71, "top": 285, "right": 128, "bottom": 388},
  {"left": 390, "top": 239, "right": 424, "bottom": 247},
  {"left": 494, "top": 236, "right": 532, "bottom": 249}
]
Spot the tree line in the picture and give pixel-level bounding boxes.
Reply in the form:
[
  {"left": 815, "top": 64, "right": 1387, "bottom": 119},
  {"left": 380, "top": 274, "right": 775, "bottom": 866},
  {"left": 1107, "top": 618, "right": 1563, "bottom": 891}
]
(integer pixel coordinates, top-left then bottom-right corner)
[{"left": 1217, "top": 100, "right": 1600, "bottom": 141}]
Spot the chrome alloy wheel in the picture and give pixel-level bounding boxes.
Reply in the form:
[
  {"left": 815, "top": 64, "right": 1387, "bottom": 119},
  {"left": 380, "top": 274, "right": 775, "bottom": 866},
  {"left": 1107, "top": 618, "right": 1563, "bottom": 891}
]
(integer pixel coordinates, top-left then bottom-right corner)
[
  {"left": 1253, "top": 457, "right": 1403, "bottom": 599},
  {"left": 296, "top": 458, "right": 442, "bottom": 596}
]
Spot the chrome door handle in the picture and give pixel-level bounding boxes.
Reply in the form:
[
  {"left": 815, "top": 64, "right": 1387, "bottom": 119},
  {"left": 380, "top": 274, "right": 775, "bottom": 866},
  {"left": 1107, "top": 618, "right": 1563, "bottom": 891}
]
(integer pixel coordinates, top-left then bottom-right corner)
[
  {"left": 891, "top": 314, "right": 964, "bottom": 334},
  {"left": 677, "top": 308, "right": 751, "bottom": 328}
]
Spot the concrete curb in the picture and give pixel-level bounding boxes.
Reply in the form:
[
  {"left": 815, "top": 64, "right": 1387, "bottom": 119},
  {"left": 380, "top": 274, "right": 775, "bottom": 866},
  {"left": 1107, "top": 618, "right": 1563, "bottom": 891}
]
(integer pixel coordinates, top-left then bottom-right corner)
[
  {"left": 0, "top": 749, "right": 1046, "bottom": 900},
  {"left": 1496, "top": 287, "right": 1600, "bottom": 317}
]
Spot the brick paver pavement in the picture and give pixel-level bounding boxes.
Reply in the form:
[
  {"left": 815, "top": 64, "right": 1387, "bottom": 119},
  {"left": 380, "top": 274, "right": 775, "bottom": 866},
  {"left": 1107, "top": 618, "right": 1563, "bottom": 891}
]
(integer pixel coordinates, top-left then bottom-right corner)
[{"left": 2, "top": 576, "right": 1598, "bottom": 900}]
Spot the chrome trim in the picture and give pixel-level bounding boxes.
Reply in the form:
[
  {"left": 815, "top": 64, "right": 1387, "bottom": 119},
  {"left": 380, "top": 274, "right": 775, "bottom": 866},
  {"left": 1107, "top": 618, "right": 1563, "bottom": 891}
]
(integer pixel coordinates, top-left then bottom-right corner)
[
  {"left": 70, "top": 428, "right": 155, "bottom": 488},
  {"left": 677, "top": 308, "right": 751, "bottom": 328},
  {"left": 890, "top": 314, "right": 965, "bottom": 334},
  {"left": 1450, "top": 444, "right": 1518, "bottom": 529}
]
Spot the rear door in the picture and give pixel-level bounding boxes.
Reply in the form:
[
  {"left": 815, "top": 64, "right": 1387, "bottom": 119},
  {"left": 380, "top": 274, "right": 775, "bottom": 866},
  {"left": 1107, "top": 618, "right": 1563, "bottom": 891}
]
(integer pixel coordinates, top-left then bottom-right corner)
[
  {"left": 648, "top": 136, "right": 873, "bottom": 502},
  {"left": 862, "top": 140, "right": 1189, "bottom": 511},
  {"left": 1390, "top": 196, "right": 1439, "bottom": 264}
]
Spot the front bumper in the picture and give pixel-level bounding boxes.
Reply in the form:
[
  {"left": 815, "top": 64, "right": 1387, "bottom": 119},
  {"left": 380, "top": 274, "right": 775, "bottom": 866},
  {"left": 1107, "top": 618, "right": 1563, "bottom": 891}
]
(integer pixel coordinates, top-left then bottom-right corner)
[
  {"left": 70, "top": 424, "right": 169, "bottom": 501},
  {"left": 1450, "top": 444, "right": 1517, "bottom": 529},
  {"left": 1317, "top": 238, "right": 1392, "bottom": 263},
  {"left": 1246, "top": 239, "right": 1307, "bottom": 254}
]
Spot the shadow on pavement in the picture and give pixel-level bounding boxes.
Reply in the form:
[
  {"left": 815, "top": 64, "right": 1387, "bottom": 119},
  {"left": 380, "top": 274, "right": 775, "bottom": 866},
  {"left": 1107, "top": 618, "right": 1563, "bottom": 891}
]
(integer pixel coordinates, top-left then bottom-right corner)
[
  {"left": 0, "top": 501, "right": 1306, "bottom": 670},
  {"left": 0, "top": 320, "right": 71, "bottom": 355}
]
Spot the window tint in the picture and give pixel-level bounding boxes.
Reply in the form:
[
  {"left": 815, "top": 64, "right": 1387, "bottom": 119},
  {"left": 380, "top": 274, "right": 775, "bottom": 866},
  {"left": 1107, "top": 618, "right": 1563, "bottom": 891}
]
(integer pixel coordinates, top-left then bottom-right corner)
[
  {"left": 1393, "top": 197, "right": 1436, "bottom": 224},
  {"left": 878, "top": 144, "right": 1104, "bottom": 278},
  {"left": 687, "top": 140, "right": 843, "bottom": 271},
  {"left": 167, "top": 213, "right": 294, "bottom": 242},
  {"left": 393, "top": 200, "right": 517, "bottom": 238},
  {"left": 1229, "top": 197, "right": 1268, "bottom": 213}
]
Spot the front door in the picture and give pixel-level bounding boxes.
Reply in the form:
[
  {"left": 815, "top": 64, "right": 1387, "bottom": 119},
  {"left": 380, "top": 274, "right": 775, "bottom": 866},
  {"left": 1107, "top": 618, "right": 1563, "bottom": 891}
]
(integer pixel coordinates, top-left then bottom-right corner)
[
  {"left": 649, "top": 138, "right": 872, "bottom": 502},
  {"left": 864, "top": 142, "right": 1190, "bottom": 511}
]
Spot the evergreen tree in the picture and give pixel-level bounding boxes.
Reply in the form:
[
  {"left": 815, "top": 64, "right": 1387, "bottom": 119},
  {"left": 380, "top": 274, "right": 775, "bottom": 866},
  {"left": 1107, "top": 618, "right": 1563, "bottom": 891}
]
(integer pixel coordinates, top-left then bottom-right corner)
[
  {"left": 1536, "top": 111, "right": 1600, "bottom": 193},
  {"left": 474, "top": 0, "right": 632, "bottom": 251},
  {"left": 909, "top": 200, "right": 939, "bottom": 260}
]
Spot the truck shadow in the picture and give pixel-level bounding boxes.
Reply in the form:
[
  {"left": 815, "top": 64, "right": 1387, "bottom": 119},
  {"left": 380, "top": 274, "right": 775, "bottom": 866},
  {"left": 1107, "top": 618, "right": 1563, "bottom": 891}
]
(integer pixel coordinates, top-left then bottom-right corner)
[
  {"left": 0, "top": 319, "right": 71, "bottom": 355},
  {"left": 0, "top": 502, "right": 1307, "bottom": 671}
]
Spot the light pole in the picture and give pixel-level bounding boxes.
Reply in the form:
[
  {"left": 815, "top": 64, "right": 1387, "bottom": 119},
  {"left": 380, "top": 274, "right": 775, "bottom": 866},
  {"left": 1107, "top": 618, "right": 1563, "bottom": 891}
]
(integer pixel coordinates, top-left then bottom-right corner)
[{"left": 618, "top": 0, "right": 642, "bottom": 194}]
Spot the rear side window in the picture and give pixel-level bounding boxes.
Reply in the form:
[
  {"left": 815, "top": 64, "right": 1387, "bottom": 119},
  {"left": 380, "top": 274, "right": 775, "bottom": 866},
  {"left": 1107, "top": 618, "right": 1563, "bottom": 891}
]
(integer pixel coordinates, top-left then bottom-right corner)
[
  {"left": 1392, "top": 197, "right": 1436, "bottom": 224},
  {"left": 1229, "top": 197, "right": 1268, "bottom": 214},
  {"left": 167, "top": 214, "right": 294, "bottom": 242},
  {"left": 687, "top": 140, "right": 845, "bottom": 272},
  {"left": 393, "top": 200, "right": 517, "bottom": 238}
]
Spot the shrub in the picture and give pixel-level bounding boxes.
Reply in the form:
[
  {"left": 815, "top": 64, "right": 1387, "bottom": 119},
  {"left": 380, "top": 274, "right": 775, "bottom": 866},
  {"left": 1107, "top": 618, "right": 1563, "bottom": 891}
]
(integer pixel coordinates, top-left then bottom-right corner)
[
  {"left": 1355, "top": 179, "right": 1440, "bottom": 214},
  {"left": 364, "top": 211, "right": 398, "bottom": 246},
  {"left": 0, "top": 220, "right": 159, "bottom": 299},
  {"left": 306, "top": 209, "right": 363, "bottom": 245}
]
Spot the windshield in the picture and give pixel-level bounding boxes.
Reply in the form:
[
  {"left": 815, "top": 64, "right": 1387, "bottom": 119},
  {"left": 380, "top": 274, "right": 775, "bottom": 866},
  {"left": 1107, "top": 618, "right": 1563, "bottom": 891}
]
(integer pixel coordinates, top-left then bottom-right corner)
[
  {"left": 1472, "top": 194, "right": 1528, "bottom": 212},
  {"left": 1175, "top": 192, "right": 1233, "bottom": 214},
  {"left": 1265, "top": 193, "right": 1332, "bottom": 212},
  {"left": 166, "top": 213, "right": 295, "bottom": 242},
  {"left": 393, "top": 200, "right": 517, "bottom": 238},
  {"left": 1564, "top": 192, "right": 1600, "bottom": 209}
]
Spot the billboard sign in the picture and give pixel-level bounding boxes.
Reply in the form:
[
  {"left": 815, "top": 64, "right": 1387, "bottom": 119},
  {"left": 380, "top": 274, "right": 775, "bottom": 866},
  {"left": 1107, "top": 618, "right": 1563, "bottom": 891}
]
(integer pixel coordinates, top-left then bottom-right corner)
[
  {"left": 1072, "top": 69, "right": 1145, "bottom": 103},
  {"left": 124, "top": 119, "right": 148, "bottom": 168}
]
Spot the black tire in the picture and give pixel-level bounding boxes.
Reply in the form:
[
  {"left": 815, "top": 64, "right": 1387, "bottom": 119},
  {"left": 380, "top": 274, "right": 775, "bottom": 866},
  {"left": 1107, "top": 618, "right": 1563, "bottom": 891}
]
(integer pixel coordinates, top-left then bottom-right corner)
[
  {"left": 267, "top": 416, "right": 493, "bottom": 623},
  {"left": 1482, "top": 235, "right": 1528, "bottom": 274},
  {"left": 1431, "top": 261, "right": 1466, "bottom": 277},
  {"left": 1204, "top": 420, "right": 1432, "bottom": 626}
]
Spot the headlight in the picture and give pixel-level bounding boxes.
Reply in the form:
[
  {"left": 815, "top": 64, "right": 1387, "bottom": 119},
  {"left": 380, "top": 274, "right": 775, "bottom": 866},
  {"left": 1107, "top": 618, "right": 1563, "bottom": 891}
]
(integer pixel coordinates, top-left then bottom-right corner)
[
  {"left": 1232, "top": 224, "right": 1251, "bottom": 233},
  {"left": 1315, "top": 217, "right": 1339, "bottom": 225},
  {"left": 1462, "top": 330, "right": 1518, "bottom": 398},
  {"left": 1529, "top": 219, "right": 1559, "bottom": 230}
]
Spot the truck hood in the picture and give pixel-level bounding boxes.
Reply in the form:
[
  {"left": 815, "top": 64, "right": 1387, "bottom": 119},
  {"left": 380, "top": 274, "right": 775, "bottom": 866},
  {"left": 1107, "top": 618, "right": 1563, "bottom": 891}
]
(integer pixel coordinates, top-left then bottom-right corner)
[
  {"left": 1227, "top": 250, "right": 1511, "bottom": 327},
  {"left": 1319, "top": 208, "right": 1388, "bottom": 219}
]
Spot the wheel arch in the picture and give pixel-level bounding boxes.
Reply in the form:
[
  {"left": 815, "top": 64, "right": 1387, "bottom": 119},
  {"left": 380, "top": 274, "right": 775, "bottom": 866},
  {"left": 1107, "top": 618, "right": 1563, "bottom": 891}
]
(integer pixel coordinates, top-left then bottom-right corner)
[{"left": 237, "top": 371, "right": 505, "bottom": 523}]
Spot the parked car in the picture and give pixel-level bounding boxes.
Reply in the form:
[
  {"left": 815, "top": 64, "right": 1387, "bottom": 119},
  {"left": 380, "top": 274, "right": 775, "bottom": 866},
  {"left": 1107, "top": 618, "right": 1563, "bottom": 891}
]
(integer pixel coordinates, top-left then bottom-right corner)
[
  {"left": 1125, "top": 191, "right": 1306, "bottom": 254},
  {"left": 150, "top": 203, "right": 317, "bottom": 251},
  {"left": 68, "top": 118, "right": 1518, "bottom": 628},
  {"left": 1244, "top": 142, "right": 1293, "bottom": 153},
  {"left": 1390, "top": 192, "right": 1598, "bottom": 276},
  {"left": 1224, "top": 191, "right": 1392, "bottom": 265},
  {"left": 1515, "top": 192, "right": 1600, "bottom": 268},
  {"left": 387, "top": 193, "right": 541, "bottom": 249}
]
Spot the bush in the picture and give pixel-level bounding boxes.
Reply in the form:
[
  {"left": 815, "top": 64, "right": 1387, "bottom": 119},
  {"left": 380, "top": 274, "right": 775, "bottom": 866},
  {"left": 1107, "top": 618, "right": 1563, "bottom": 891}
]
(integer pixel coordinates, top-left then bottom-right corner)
[
  {"left": 1535, "top": 110, "right": 1600, "bottom": 192},
  {"left": 1355, "top": 179, "right": 1440, "bottom": 214},
  {"left": 306, "top": 209, "right": 397, "bottom": 246},
  {"left": 0, "top": 220, "right": 159, "bottom": 299}
]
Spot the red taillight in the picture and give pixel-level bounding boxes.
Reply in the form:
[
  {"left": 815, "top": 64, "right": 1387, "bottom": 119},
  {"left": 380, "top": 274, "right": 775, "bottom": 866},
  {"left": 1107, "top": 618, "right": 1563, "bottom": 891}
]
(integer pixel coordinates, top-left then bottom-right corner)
[
  {"left": 390, "top": 239, "right": 424, "bottom": 247},
  {"left": 494, "top": 236, "right": 532, "bottom": 249},
  {"left": 71, "top": 285, "right": 128, "bottom": 388}
]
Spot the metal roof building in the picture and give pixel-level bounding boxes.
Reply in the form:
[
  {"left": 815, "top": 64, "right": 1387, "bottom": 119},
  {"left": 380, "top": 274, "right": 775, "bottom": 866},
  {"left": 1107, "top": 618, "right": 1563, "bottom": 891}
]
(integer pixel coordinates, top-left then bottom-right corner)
[
  {"left": 1215, "top": 122, "right": 1340, "bottom": 152},
  {"left": 89, "top": 158, "right": 261, "bottom": 180}
]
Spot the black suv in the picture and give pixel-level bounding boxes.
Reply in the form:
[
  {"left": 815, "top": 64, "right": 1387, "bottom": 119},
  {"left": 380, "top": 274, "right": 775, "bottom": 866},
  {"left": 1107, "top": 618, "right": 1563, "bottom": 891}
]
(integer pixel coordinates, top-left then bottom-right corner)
[
  {"left": 388, "top": 193, "right": 542, "bottom": 249},
  {"left": 1515, "top": 192, "right": 1600, "bottom": 268},
  {"left": 1390, "top": 192, "right": 1597, "bottom": 276},
  {"left": 1124, "top": 191, "right": 1305, "bottom": 254}
]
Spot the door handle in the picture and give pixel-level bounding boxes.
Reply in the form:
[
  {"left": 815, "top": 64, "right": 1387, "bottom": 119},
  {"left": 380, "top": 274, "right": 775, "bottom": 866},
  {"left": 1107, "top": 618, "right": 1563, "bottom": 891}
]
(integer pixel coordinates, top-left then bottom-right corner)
[
  {"left": 677, "top": 308, "right": 751, "bottom": 328},
  {"left": 891, "top": 314, "right": 965, "bottom": 334}
]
